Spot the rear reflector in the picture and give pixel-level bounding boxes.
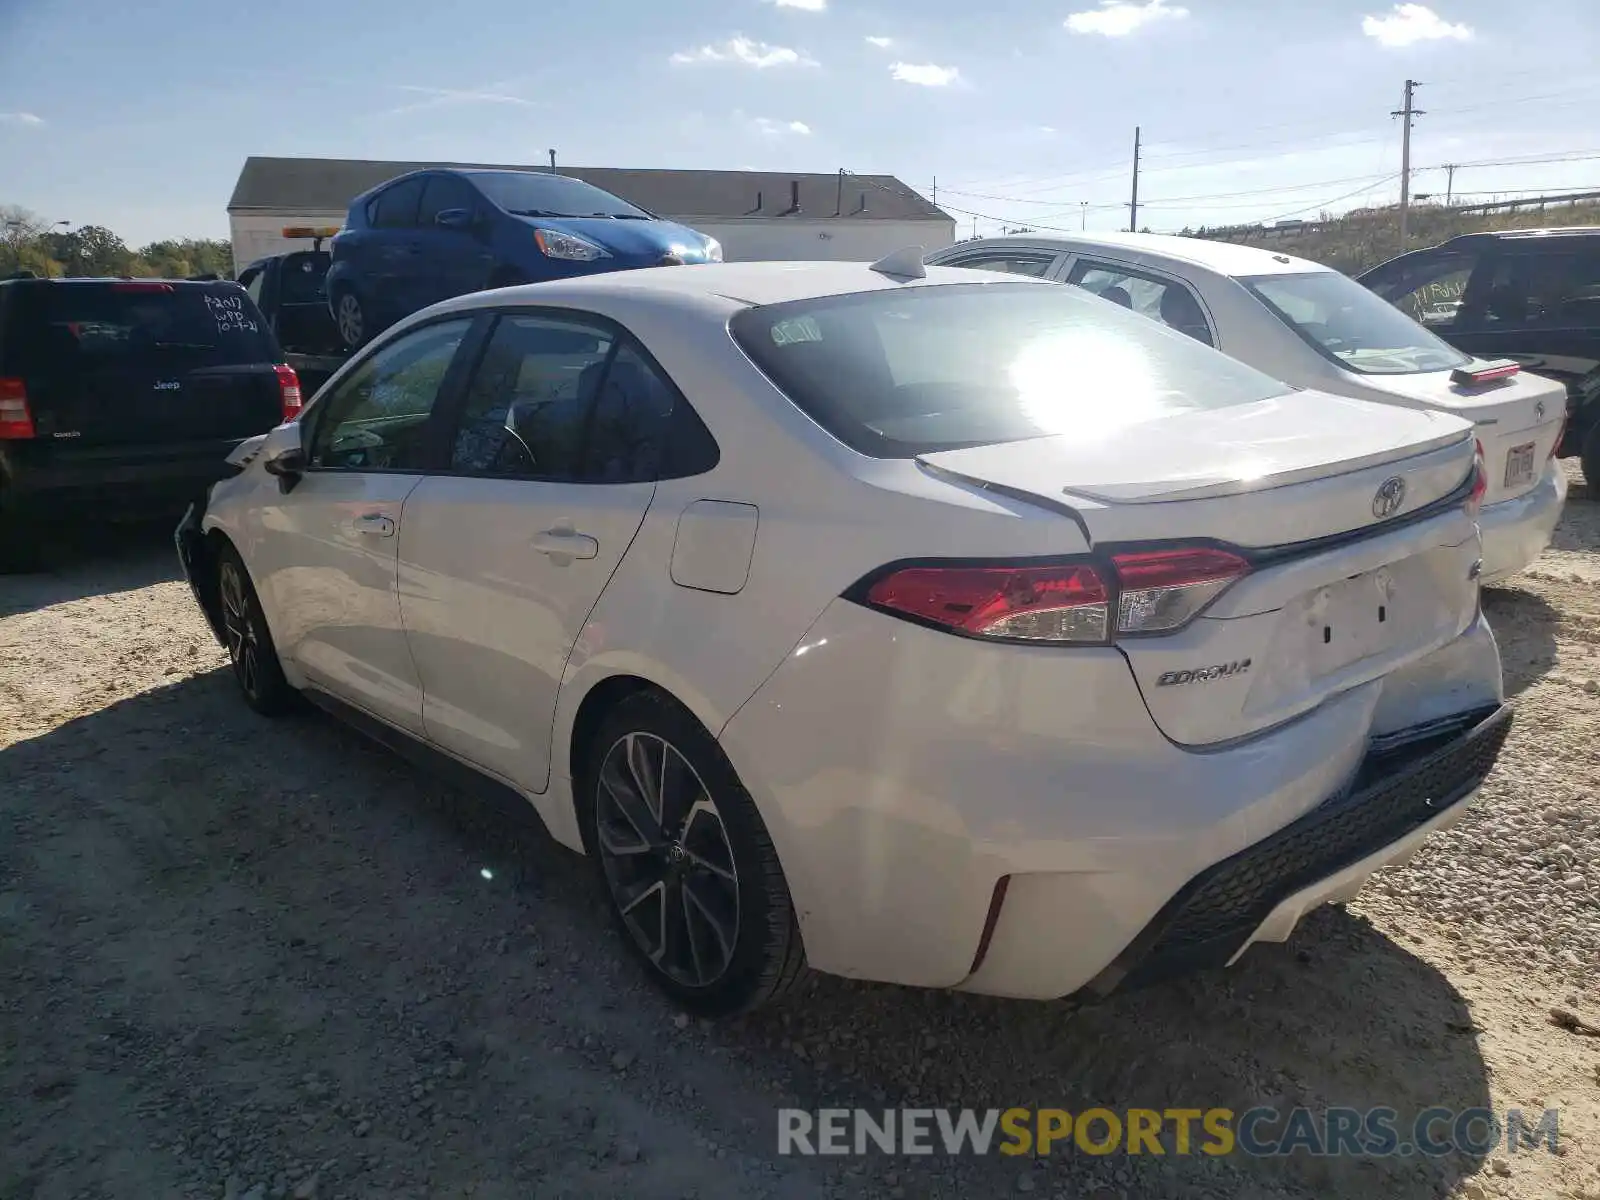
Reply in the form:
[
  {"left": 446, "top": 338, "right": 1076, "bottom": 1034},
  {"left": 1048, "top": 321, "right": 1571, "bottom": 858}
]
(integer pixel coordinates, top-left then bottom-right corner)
[
  {"left": 110, "top": 281, "right": 175, "bottom": 293},
  {"left": 1451, "top": 359, "right": 1521, "bottom": 386},
  {"left": 274, "top": 364, "right": 304, "bottom": 421},
  {"left": 857, "top": 546, "right": 1251, "bottom": 645},
  {"left": 0, "top": 378, "right": 35, "bottom": 439}
]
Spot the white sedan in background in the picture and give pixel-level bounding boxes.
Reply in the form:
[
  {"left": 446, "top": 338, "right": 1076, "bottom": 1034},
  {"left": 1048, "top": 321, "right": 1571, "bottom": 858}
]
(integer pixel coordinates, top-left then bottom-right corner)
[
  {"left": 928, "top": 233, "right": 1569, "bottom": 585},
  {"left": 178, "top": 254, "right": 1510, "bottom": 1016}
]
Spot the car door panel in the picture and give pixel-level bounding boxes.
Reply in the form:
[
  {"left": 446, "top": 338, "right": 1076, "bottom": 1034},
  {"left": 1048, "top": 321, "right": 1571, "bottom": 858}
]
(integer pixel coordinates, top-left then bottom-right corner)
[
  {"left": 396, "top": 311, "right": 682, "bottom": 792},
  {"left": 397, "top": 477, "right": 655, "bottom": 791},
  {"left": 249, "top": 315, "right": 478, "bottom": 733},
  {"left": 415, "top": 174, "right": 496, "bottom": 307}
]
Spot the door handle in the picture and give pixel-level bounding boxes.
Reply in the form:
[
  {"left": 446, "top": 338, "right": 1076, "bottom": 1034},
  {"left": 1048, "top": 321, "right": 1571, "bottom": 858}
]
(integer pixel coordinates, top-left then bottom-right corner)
[
  {"left": 533, "top": 527, "right": 599, "bottom": 562},
  {"left": 352, "top": 513, "right": 396, "bottom": 537}
]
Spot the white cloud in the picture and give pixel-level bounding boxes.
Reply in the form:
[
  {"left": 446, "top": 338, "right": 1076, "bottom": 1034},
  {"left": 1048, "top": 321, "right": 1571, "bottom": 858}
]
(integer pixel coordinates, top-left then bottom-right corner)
[
  {"left": 750, "top": 116, "right": 813, "bottom": 137},
  {"left": 890, "top": 61, "right": 962, "bottom": 87},
  {"left": 388, "top": 82, "right": 537, "bottom": 116},
  {"left": 1065, "top": 0, "right": 1188, "bottom": 37},
  {"left": 1361, "top": 4, "right": 1473, "bottom": 46},
  {"left": 865, "top": 35, "right": 893, "bottom": 48},
  {"left": 671, "top": 36, "right": 818, "bottom": 67},
  {"left": 769, "top": 0, "right": 826, "bottom": 9},
  {"left": 0, "top": 111, "right": 44, "bottom": 127}
]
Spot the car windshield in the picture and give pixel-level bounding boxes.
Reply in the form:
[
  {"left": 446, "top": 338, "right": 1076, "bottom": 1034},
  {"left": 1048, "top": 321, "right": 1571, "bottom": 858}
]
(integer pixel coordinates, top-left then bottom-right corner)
[
  {"left": 465, "top": 171, "right": 651, "bottom": 220},
  {"left": 729, "top": 281, "right": 1291, "bottom": 458},
  {"left": 1243, "top": 271, "right": 1470, "bottom": 376}
]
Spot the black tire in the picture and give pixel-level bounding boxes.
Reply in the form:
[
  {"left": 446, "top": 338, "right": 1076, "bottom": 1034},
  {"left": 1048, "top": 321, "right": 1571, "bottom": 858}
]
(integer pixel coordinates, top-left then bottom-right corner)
[
  {"left": 215, "top": 543, "right": 297, "bottom": 716},
  {"left": 331, "top": 286, "right": 368, "bottom": 350},
  {"left": 1582, "top": 423, "right": 1600, "bottom": 499},
  {"left": 581, "top": 690, "right": 806, "bottom": 1017}
]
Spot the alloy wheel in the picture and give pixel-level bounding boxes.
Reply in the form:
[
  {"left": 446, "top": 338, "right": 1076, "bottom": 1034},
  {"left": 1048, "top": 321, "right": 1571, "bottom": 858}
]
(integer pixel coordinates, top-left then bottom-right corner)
[
  {"left": 219, "top": 562, "right": 261, "bottom": 699},
  {"left": 595, "top": 732, "right": 741, "bottom": 989},
  {"left": 336, "top": 293, "right": 363, "bottom": 346}
]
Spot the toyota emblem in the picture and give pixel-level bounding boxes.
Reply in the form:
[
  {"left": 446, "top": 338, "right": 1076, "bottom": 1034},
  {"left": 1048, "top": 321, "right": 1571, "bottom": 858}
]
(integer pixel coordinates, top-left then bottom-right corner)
[
  {"left": 1372, "top": 476, "right": 1407, "bottom": 519},
  {"left": 1536, "top": 400, "right": 1547, "bottom": 422}
]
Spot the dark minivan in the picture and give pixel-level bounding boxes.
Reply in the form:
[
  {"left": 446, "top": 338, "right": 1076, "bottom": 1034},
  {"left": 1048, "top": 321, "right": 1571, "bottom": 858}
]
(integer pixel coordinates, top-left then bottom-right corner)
[
  {"left": 1359, "top": 227, "right": 1600, "bottom": 483},
  {"left": 0, "top": 277, "right": 302, "bottom": 569}
]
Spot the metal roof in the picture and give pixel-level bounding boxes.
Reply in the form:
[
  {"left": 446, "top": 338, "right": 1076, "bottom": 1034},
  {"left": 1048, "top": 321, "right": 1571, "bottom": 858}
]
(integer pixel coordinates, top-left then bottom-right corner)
[{"left": 227, "top": 157, "right": 951, "bottom": 223}]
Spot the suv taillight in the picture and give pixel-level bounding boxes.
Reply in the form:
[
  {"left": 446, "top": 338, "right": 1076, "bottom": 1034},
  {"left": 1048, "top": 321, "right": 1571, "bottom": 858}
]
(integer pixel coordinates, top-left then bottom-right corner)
[
  {"left": 1466, "top": 439, "right": 1488, "bottom": 517},
  {"left": 0, "top": 378, "right": 35, "bottom": 439},
  {"left": 274, "top": 364, "right": 304, "bottom": 421},
  {"left": 856, "top": 547, "right": 1250, "bottom": 645}
]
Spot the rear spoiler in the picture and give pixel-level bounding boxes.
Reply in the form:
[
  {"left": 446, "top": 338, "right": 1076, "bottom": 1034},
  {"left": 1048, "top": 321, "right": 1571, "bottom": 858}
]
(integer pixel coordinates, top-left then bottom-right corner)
[{"left": 1451, "top": 359, "right": 1521, "bottom": 387}]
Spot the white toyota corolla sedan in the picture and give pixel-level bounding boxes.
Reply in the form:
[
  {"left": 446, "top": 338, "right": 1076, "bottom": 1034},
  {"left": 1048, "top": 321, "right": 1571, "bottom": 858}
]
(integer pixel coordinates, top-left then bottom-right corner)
[
  {"left": 177, "top": 253, "right": 1512, "bottom": 1016},
  {"left": 927, "top": 233, "right": 1568, "bottom": 585}
]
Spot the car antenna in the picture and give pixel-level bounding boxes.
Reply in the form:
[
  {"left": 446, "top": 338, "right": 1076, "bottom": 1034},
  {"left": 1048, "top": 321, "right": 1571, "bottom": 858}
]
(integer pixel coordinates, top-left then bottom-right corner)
[{"left": 869, "top": 246, "right": 927, "bottom": 281}]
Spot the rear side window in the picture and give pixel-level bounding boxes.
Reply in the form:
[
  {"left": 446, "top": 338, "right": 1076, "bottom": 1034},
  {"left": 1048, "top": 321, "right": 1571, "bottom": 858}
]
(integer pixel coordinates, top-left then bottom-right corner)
[
  {"left": 24, "top": 283, "right": 278, "bottom": 370},
  {"left": 368, "top": 177, "right": 425, "bottom": 229},
  {"left": 729, "top": 282, "right": 1288, "bottom": 458}
]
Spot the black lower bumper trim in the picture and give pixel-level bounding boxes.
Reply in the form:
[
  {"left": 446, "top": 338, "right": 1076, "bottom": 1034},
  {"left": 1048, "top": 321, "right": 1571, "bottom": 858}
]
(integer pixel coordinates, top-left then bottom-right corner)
[
  {"left": 1083, "top": 702, "right": 1513, "bottom": 997},
  {"left": 175, "top": 502, "right": 226, "bottom": 648}
]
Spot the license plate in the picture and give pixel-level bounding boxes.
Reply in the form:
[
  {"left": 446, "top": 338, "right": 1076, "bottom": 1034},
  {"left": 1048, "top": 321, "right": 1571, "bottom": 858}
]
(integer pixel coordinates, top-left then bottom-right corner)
[
  {"left": 1310, "top": 568, "right": 1399, "bottom": 668},
  {"left": 1504, "top": 442, "right": 1536, "bottom": 489}
]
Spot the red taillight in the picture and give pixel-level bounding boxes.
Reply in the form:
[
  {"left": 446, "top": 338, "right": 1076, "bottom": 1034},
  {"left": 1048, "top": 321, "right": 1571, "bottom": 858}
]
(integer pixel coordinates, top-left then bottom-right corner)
[
  {"left": 858, "top": 546, "right": 1250, "bottom": 645},
  {"left": 1466, "top": 439, "right": 1488, "bottom": 517},
  {"left": 0, "top": 378, "right": 35, "bottom": 439},
  {"left": 1451, "top": 360, "right": 1521, "bottom": 387},
  {"left": 110, "top": 281, "right": 175, "bottom": 293},
  {"left": 1109, "top": 547, "right": 1251, "bottom": 634},
  {"left": 274, "top": 364, "right": 304, "bottom": 421},
  {"left": 865, "top": 563, "right": 1112, "bottom": 643}
]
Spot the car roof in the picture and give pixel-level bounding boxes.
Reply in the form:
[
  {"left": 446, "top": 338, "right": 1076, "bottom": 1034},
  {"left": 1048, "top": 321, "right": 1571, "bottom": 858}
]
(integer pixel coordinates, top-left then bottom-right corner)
[
  {"left": 947, "top": 232, "right": 1329, "bottom": 278},
  {"left": 433, "top": 260, "right": 1041, "bottom": 316},
  {"left": 1444, "top": 226, "right": 1600, "bottom": 244},
  {"left": 0, "top": 276, "right": 237, "bottom": 288}
]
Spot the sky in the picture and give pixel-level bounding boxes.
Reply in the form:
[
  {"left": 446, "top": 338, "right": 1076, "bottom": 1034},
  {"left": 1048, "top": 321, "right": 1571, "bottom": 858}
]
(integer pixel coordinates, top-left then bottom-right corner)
[{"left": 3, "top": 0, "right": 1600, "bottom": 247}]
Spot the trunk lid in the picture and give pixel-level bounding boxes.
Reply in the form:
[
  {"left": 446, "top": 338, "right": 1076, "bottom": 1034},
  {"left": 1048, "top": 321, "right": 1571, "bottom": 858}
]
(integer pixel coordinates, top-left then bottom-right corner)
[
  {"left": 1353, "top": 363, "right": 1567, "bottom": 505},
  {"left": 16, "top": 281, "right": 286, "bottom": 447},
  {"left": 918, "top": 391, "right": 1483, "bottom": 746}
]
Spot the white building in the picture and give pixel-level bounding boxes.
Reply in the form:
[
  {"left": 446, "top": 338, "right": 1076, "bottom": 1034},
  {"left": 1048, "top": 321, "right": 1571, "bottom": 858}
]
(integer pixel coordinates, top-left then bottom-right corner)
[{"left": 226, "top": 157, "right": 955, "bottom": 274}]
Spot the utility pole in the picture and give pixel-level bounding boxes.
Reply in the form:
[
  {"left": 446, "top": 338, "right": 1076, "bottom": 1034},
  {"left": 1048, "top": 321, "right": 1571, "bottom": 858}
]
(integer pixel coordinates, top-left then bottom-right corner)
[
  {"left": 548, "top": 149, "right": 557, "bottom": 173},
  {"left": 931, "top": 175, "right": 936, "bottom": 207},
  {"left": 1129, "top": 126, "right": 1141, "bottom": 233},
  {"left": 1444, "top": 162, "right": 1458, "bottom": 206},
  {"left": 1392, "top": 80, "right": 1424, "bottom": 246},
  {"left": 1081, "top": 201, "right": 1088, "bottom": 230}
]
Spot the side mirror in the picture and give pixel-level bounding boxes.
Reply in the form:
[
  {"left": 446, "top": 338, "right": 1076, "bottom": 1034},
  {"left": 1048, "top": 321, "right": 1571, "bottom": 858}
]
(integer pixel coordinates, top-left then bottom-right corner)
[
  {"left": 435, "top": 208, "right": 476, "bottom": 230},
  {"left": 260, "top": 423, "right": 306, "bottom": 491}
]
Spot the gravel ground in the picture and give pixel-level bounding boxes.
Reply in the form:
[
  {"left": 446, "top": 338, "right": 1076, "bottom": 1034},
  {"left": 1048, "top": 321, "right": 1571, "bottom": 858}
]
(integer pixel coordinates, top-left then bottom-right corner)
[{"left": 2, "top": 468, "right": 1598, "bottom": 1200}]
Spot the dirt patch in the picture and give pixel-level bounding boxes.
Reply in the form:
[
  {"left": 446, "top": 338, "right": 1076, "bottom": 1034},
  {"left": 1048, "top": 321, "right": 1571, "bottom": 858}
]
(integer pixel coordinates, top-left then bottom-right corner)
[{"left": 2, "top": 483, "right": 1598, "bottom": 1200}]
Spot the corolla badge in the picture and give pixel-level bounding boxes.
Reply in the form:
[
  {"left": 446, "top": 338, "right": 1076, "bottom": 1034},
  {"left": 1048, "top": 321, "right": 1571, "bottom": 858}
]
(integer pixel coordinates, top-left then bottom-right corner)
[{"left": 1372, "top": 476, "right": 1407, "bottom": 519}]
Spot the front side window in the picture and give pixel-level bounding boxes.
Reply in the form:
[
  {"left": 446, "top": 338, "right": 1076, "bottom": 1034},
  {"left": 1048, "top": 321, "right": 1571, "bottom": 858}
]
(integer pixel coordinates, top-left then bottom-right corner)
[
  {"left": 729, "top": 282, "right": 1289, "bottom": 458},
  {"left": 1067, "top": 261, "right": 1214, "bottom": 345},
  {"left": 308, "top": 318, "right": 473, "bottom": 471},
  {"left": 1245, "top": 271, "right": 1469, "bottom": 376},
  {"left": 449, "top": 315, "right": 616, "bottom": 479},
  {"left": 417, "top": 174, "right": 482, "bottom": 226}
]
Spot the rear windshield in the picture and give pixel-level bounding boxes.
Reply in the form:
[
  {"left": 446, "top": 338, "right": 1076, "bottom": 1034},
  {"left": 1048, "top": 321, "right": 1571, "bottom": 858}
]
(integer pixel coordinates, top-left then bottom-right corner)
[
  {"left": 30, "top": 282, "right": 279, "bottom": 370},
  {"left": 728, "top": 281, "right": 1291, "bottom": 457},
  {"left": 1243, "top": 271, "right": 1470, "bottom": 376},
  {"left": 465, "top": 171, "right": 651, "bottom": 220}
]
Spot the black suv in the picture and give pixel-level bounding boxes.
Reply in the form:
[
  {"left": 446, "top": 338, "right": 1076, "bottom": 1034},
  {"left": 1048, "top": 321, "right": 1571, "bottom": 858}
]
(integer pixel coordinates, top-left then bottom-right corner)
[
  {"left": 0, "top": 277, "right": 302, "bottom": 569},
  {"left": 1359, "top": 227, "right": 1600, "bottom": 483}
]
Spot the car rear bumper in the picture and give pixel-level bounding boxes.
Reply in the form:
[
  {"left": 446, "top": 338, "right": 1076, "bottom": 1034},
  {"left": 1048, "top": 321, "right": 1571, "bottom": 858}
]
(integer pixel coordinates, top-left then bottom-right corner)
[
  {"left": 1479, "top": 458, "right": 1567, "bottom": 584},
  {"left": 719, "top": 600, "right": 1508, "bottom": 999},
  {"left": 1, "top": 441, "right": 243, "bottom": 521},
  {"left": 175, "top": 500, "right": 227, "bottom": 647}
]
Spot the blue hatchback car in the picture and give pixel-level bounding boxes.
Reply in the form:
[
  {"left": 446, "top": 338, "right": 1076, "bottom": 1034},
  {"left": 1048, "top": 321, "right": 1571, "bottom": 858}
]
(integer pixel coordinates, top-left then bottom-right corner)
[{"left": 324, "top": 168, "right": 722, "bottom": 347}]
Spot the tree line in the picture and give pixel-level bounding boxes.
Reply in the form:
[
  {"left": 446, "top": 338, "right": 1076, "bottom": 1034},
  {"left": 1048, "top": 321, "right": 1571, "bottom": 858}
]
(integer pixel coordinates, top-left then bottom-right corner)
[{"left": 2, "top": 205, "right": 233, "bottom": 281}]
